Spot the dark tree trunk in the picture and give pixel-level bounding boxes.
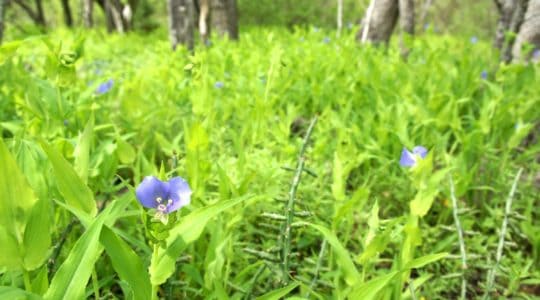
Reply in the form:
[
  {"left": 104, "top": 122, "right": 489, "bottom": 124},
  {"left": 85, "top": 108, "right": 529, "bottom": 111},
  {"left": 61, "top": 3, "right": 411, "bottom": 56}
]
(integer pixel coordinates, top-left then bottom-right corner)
[
  {"left": 398, "top": 0, "right": 414, "bottom": 58},
  {"left": 493, "top": 0, "right": 540, "bottom": 62},
  {"left": 0, "top": 0, "right": 5, "bottom": 44},
  {"left": 82, "top": 0, "right": 93, "bottom": 27},
  {"left": 35, "top": 0, "right": 45, "bottom": 26},
  {"left": 358, "top": 0, "right": 399, "bottom": 45},
  {"left": 512, "top": 0, "right": 540, "bottom": 61},
  {"left": 210, "top": 0, "right": 238, "bottom": 40},
  {"left": 13, "top": 0, "right": 46, "bottom": 29},
  {"left": 61, "top": 0, "right": 73, "bottom": 27},
  {"left": 167, "top": 0, "right": 194, "bottom": 50}
]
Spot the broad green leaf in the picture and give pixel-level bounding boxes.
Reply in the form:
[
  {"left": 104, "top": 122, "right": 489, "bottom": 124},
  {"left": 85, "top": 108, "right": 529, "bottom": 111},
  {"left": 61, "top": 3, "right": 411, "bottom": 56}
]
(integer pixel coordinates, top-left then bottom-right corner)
[
  {"left": 331, "top": 151, "right": 345, "bottom": 202},
  {"left": 100, "top": 226, "right": 151, "bottom": 300},
  {"left": 348, "top": 253, "right": 448, "bottom": 299},
  {"left": 0, "top": 286, "right": 42, "bottom": 300},
  {"left": 31, "top": 267, "right": 49, "bottom": 296},
  {"left": 150, "top": 195, "right": 258, "bottom": 285},
  {"left": 74, "top": 117, "right": 94, "bottom": 183},
  {"left": 43, "top": 212, "right": 106, "bottom": 300},
  {"left": 41, "top": 141, "right": 97, "bottom": 217},
  {"left": 23, "top": 199, "right": 51, "bottom": 270},
  {"left": 364, "top": 201, "right": 379, "bottom": 245},
  {"left": 300, "top": 222, "right": 360, "bottom": 286},
  {"left": 0, "top": 138, "right": 38, "bottom": 232},
  {"left": 403, "top": 252, "right": 448, "bottom": 269},
  {"left": 255, "top": 282, "right": 300, "bottom": 300},
  {"left": 348, "top": 271, "right": 399, "bottom": 300},
  {"left": 0, "top": 137, "right": 39, "bottom": 270},
  {"left": 116, "top": 138, "right": 136, "bottom": 164},
  {"left": 43, "top": 195, "right": 131, "bottom": 300},
  {"left": 0, "top": 226, "right": 22, "bottom": 270}
]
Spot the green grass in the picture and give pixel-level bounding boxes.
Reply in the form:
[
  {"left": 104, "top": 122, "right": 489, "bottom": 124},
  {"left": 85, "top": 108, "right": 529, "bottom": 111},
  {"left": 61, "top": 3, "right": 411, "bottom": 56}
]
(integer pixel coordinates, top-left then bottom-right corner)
[{"left": 0, "top": 26, "right": 539, "bottom": 299}]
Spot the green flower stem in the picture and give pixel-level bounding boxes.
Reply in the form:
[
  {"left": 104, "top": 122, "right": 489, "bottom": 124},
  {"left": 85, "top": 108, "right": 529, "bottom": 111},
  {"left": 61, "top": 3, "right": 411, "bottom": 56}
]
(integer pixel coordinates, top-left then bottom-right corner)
[
  {"left": 22, "top": 269, "right": 31, "bottom": 292},
  {"left": 152, "top": 244, "right": 159, "bottom": 300},
  {"left": 91, "top": 268, "right": 100, "bottom": 299}
]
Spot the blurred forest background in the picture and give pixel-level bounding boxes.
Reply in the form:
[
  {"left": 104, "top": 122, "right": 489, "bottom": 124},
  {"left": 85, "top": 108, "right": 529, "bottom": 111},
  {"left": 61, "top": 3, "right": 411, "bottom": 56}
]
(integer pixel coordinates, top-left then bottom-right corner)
[{"left": 1, "top": 0, "right": 499, "bottom": 41}]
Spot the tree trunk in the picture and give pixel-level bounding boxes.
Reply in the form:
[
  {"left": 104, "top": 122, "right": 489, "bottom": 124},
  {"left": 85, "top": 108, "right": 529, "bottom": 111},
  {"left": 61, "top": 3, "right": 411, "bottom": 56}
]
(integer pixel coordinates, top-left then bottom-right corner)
[
  {"left": 35, "top": 0, "right": 46, "bottom": 26},
  {"left": 82, "top": 0, "right": 93, "bottom": 28},
  {"left": 199, "top": 0, "right": 210, "bottom": 42},
  {"left": 0, "top": 0, "right": 5, "bottom": 44},
  {"left": 398, "top": 0, "right": 414, "bottom": 57},
  {"left": 512, "top": 0, "right": 540, "bottom": 61},
  {"left": 359, "top": 0, "right": 399, "bottom": 44},
  {"left": 61, "top": 0, "right": 73, "bottom": 27},
  {"left": 167, "top": 0, "right": 194, "bottom": 50},
  {"left": 210, "top": 0, "right": 238, "bottom": 40},
  {"left": 493, "top": 0, "right": 529, "bottom": 62},
  {"left": 337, "top": 0, "right": 343, "bottom": 36},
  {"left": 358, "top": 0, "right": 399, "bottom": 45}
]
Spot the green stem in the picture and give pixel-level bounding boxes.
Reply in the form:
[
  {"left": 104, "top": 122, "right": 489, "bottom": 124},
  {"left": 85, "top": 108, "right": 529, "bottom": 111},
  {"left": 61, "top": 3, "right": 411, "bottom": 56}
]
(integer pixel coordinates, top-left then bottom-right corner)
[
  {"left": 152, "top": 244, "right": 159, "bottom": 300},
  {"left": 22, "top": 269, "right": 32, "bottom": 292},
  {"left": 280, "top": 116, "right": 317, "bottom": 284},
  {"left": 91, "top": 268, "right": 100, "bottom": 299}
]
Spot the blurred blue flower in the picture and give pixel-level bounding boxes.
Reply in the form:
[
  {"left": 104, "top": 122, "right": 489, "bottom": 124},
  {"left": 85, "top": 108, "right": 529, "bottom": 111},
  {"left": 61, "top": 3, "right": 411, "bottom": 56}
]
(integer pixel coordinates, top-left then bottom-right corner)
[
  {"left": 214, "top": 81, "right": 224, "bottom": 89},
  {"left": 533, "top": 49, "right": 540, "bottom": 60},
  {"left": 96, "top": 79, "right": 114, "bottom": 95},
  {"left": 470, "top": 36, "right": 478, "bottom": 44},
  {"left": 481, "top": 70, "right": 488, "bottom": 79},
  {"left": 323, "top": 37, "right": 331, "bottom": 44},
  {"left": 400, "top": 146, "right": 428, "bottom": 167},
  {"left": 136, "top": 176, "right": 192, "bottom": 220},
  {"left": 205, "top": 39, "right": 212, "bottom": 47},
  {"left": 63, "top": 119, "right": 69, "bottom": 126}
]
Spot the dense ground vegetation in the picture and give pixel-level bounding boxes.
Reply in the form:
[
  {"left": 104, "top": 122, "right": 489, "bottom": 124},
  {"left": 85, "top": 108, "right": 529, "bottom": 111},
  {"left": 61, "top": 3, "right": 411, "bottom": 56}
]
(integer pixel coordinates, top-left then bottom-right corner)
[{"left": 0, "top": 26, "right": 539, "bottom": 299}]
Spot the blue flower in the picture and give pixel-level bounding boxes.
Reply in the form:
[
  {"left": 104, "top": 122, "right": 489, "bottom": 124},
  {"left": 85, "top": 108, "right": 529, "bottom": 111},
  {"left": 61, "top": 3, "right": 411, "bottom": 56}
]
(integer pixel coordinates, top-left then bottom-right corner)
[
  {"left": 533, "top": 49, "right": 540, "bottom": 60},
  {"left": 481, "top": 70, "right": 488, "bottom": 79},
  {"left": 136, "top": 176, "right": 192, "bottom": 221},
  {"left": 399, "top": 146, "right": 428, "bottom": 167},
  {"left": 96, "top": 79, "right": 114, "bottom": 95},
  {"left": 323, "top": 37, "right": 331, "bottom": 44},
  {"left": 214, "top": 81, "right": 224, "bottom": 89},
  {"left": 470, "top": 36, "right": 478, "bottom": 44}
]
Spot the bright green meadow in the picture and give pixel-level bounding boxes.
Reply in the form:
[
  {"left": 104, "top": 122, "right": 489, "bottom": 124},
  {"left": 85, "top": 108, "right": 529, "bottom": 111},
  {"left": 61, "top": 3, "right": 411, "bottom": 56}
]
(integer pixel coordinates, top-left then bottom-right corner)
[{"left": 0, "top": 27, "right": 539, "bottom": 299}]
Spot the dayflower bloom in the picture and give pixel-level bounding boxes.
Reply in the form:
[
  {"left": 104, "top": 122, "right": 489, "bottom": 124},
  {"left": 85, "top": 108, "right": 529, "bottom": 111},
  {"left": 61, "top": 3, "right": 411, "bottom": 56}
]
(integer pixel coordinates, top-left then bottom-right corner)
[
  {"left": 214, "top": 81, "right": 224, "bottom": 89},
  {"left": 481, "top": 70, "right": 488, "bottom": 79},
  {"left": 136, "top": 176, "right": 192, "bottom": 222},
  {"left": 96, "top": 79, "right": 114, "bottom": 95},
  {"left": 323, "top": 37, "right": 331, "bottom": 44},
  {"left": 533, "top": 49, "right": 540, "bottom": 60},
  {"left": 470, "top": 36, "right": 478, "bottom": 44},
  {"left": 399, "top": 146, "right": 428, "bottom": 167}
]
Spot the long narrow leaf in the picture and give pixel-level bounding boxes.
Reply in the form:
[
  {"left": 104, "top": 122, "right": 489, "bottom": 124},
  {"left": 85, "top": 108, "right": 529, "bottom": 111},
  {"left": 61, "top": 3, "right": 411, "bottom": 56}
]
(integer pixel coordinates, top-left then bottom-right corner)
[
  {"left": 41, "top": 140, "right": 97, "bottom": 217},
  {"left": 150, "top": 195, "right": 259, "bottom": 285},
  {"left": 299, "top": 222, "right": 361, "bottom": 286},
  {"left": 100, "top": 226, "right": 152, "bottom": 300}
]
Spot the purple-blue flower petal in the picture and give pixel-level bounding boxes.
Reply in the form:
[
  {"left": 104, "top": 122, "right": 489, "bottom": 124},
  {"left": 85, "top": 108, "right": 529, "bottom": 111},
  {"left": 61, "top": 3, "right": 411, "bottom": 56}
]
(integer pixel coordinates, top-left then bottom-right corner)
[
  {"left": 412, "top": 146, "right": 428, "bottom": 159},
  {"left": 167, "top": 177, "right": 192, "bottom": 213},
  {"left": 136, "top": 176, "right": 168, "bottom": 209},
  {"left": 399, "top": 148, "right": 416, "bottom": 167}
]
